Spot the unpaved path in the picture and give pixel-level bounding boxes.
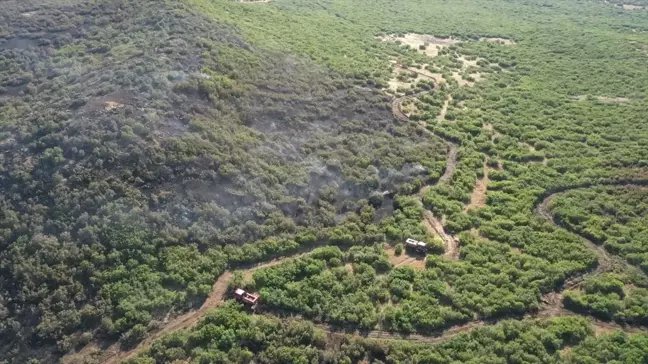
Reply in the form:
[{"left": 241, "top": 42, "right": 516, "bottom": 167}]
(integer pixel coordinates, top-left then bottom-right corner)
[
  {"left": 81, "top": 253, "right": 313, "bottom": 364},
  {"left": 423, "top": 211, "right": 459, "bottom": 260},
  {"left": 98, "top": 271, "right": 233, "bottom": 364},
  {"left": 439, "top": 143, "right": 457, "bottom": 184},
  {"left": 437, "top": 95, "right": 452, "bottom": 121},
  {"left": 536, "top": 192, "right": 612, "bottom": 271},
  {"left": 318, "top": 302, "right": 643, "bottom": 345},
  {"left": 87, "top": 87, "right": 454, "bottom": 364},
  {"left": 393, "top": 85, "right": 460, "bottom": 260},
  {"left": 464, "top": 159, "right": 489, "bottom": 211},
  {"left": 92, "top": 182, "right": 648, "bottom": 363},
  {"left": 395, "top": 85, "right": 648, "bottom": 336},
  {"left": 81, "top": 92, "right": 648, "bottom": 364},
  {"left": 534, "top": 183, "right": 648, "bottom": 279}
]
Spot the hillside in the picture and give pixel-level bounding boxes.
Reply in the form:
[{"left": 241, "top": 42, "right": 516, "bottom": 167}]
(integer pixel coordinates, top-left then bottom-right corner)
[{"left": 1, "top": 0, "right": 648, "bottom": 363}]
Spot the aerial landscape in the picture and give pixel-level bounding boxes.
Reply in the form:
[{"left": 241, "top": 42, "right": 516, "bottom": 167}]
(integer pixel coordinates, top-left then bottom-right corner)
[{"left": 1, "top": 0, "right": 648, "bottom": 363}]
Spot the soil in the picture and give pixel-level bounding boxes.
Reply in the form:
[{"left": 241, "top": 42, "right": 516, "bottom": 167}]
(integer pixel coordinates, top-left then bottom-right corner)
[
  {"left": 386, "top": 247, "right": 426, "bottom": 270},
  {"left": 423, "top": 211, "right": 459, "bottom": 260},
  {"left": 451, "top": 71, "right": 474, "bottom": 86},
  {"left": 437, "top": 95, "right": 452, "bottom": 121},
  {"left": 387, "top": 64, "right": 440, "bottom": 93},
  {"left": 391, "top": 87, "right": 460, "bottom": 260},
  {"left": 377, "top": 34, "right": 458, "bottom": 57},
  {"left": 536, "top": 192, "right": 613, "bottom": 271},
  {"left": 535, "top": 184, "right": 648, "bottom": 279},
  {"left": 104, "top": 101, "right": 124, "bottom": 111},
  {"left": 464, "top": 160, "right": 489, "bottom": 211},
  {"left": 479, "top": 37, "right": 516, "bottom": 45},
  {"left": 415, "top": 65, "right": 445, "bottom": 80},
  {"left": 622, "top": 4, "right": 646, "bottom": 10},
  {"left": 401, "top": 101, "right": 420, "bottom": 117},
  {"left": 572, "top": 95, "right": 631, "bottom": 103},
  {"left": 483, "top": 123, "right": 503, "bottom": 140},
  {"left": 96, "top": 271, "right": 234, "bottom": 364},
  {"left": 388, "top": 78, "right": 413, "bottom": 93},
  {"left": 439, "top": 143, "right": 458, "bottom": 184},
  {"left": 242, "top": 255, "right": 298, "bottom": 282},
  {"left": 71, "top": 83, "right": 648, "bottom": 364}
]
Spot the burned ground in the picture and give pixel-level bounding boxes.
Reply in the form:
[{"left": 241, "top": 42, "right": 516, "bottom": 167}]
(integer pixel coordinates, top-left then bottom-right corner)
[{"left": 0, "top": 0, "right": 448, "bottom": 361}]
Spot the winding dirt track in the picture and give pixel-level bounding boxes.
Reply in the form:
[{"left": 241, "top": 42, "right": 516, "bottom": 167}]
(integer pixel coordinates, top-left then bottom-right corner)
[
  {"left": 83, "top": 86, "right": 648, "bottom": 364},
  {"left": 392, "top": 87, "right": 648, "bottom": 337},
  {"left": 392, "top": 85, "right": 460, "bottom": 260},
  {"left": 535, "top": 184, "right": 648, "bottom": 281},
  {"left": 424, "top": 211, "right": 459, "bottom": 260},
  {"left": 84, "top": 254, "right": 311, "bottom": 364}
]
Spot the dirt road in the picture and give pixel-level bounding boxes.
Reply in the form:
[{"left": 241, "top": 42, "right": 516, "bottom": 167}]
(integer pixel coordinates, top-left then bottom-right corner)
[
  {"left": 73, "top": 88, "right": 648, "bottom": 364},
  {"left": 393, "top": 87, "right": 460, "bottom": 260},
  {"left": 75, "top": 253, "right": 310, "bottom": 364},
  {"left": 423, "top": 211, "right": 459, "bottom": 260},
  {"left": 437, "top": 95, "right": 452, "bottom": 121},
  {"left": 533, "top": 185, "right": 648, "bottom": 276}
]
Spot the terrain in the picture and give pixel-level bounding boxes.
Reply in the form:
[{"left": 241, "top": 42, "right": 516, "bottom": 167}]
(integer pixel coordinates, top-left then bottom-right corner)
[{"left": 1, "top": 0, "right": 648, "bottom": 363}]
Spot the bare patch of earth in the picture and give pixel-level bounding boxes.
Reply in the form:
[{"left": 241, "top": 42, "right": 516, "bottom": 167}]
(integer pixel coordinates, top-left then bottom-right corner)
[
  {"left": 458, "top": 56, "right": 480, "bottom": 69},
  {"left": 437, "top": 95, "right": 452, "bottom": 121},
  {"left": 386, "top": 247, "right": 426, "bottom": 270},
  {"left": 73, "top": 249, "right": 322, "bottom": 364},
  {"left": 104, "top": 101, "right": 124, "bottom": 111},
  {"left": 423, "top": 211, "right": 459, "bottom": 260},
  {"left": 84, "top": 91, "right": 136, "bottom": 113},
  {"left": 483, "top": 123, "right": 503, "bottom": 140},
  {"left": 479, "top": 37, "right": 516, "bottom": 45},
  {"left": 571, "top": 95, "right": 631, "bottom": 103},
  {"left": 464, "top": 160, "right": 489, "bottom": 211},
  {"left": 622, "top": 4, "right": 646, "bottom": 10},
  {"left": 377, "top": 33, "right": 459, "bottom": 57},
  {"left": 387, "top": 63, "right": 440, "bottom": 93},
  {"left": 450, "top": 57, "right": 484, "bottom": 86},
  {"left": 451, "top": 71, "right": 471, "bottom": 86}
]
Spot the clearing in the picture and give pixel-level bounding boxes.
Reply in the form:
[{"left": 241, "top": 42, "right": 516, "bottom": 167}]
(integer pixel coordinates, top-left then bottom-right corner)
[
  {"left": 464, "top": 160, "right": 489, "bottom": 211},
  {"left": 571, "top": 95, "right": 631, "bottom": 103},
  {"left": 620, "top": 3, "right": 647, "bottom": 10},
  {"left": 386, "top": 63, "right": 440, "bottom": 94},
  {"left": 377, "top": 33, "right": 459, "bottom": 57},
  {"left": 423, "top": 211, "right": 460, "bottom": 260},
  {"left": 479, "top": 37, "right": 516, "bottom": 45},
  {"left": 437, "top": 95, "right": 452, "bottom": 121},
  {"left": 104, "top": 101, "right": 125, "bottom": 111},
  {"left": 386, "top": 246, "right": 426, "bottom": 270}
]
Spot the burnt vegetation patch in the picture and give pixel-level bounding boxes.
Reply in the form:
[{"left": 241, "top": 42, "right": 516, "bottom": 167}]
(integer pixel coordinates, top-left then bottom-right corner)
[{"left": 0, "top": 0, "right": 446, "bottom": 361}]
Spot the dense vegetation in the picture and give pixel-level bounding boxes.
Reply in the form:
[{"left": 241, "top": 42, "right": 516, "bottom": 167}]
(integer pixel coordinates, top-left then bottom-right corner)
[
  {"left": 1, "top": 0, "right": 648, "bottom": 361},
  {"left": 127, "top": 303, "right": 648, "bottom": 364},
  {"left": 0, "top": 0, "right": 450, "bottom": 360},
  {"left": 550, "top": 187, "right": 648, "bottom": 272},
  {"left": 249, "top": 246, "right": 472, "bottom": 332},
  {"left": 564, "top": 273, "right": 648, "bottom": 325},
  {"left": 249, "top": 236, "right": 591, "bottom": 334},
  {"left": 548, "top": 187, "right": 648, "bottom": 325}
]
